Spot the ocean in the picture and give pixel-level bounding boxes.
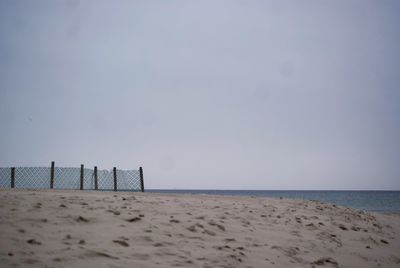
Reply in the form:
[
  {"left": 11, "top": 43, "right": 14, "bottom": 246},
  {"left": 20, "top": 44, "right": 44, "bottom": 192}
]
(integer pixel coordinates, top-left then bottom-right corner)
[{"left": 148, "top": 190, "right": 400, "bottom": 213}]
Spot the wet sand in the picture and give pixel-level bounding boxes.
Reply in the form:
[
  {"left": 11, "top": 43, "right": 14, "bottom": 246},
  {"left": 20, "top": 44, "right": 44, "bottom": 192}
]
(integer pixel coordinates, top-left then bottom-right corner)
[{"left": 0, "top": 189, "right": 399, "bottom": 267}]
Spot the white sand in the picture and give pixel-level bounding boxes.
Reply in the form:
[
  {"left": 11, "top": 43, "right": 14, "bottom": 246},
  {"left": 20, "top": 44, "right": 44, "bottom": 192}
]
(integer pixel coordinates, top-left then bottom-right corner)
[{"left": 0, "top": 189, "right": 399, "bottom": 268}]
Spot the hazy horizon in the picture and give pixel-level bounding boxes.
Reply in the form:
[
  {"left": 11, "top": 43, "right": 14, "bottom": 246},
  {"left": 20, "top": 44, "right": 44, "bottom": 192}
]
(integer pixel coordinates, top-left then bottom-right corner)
[{"left": 1, "top": 0, "right": 400, "bottom": 190}]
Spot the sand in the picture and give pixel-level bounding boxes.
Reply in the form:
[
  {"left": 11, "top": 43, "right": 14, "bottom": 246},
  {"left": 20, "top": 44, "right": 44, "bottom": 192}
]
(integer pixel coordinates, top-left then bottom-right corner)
[{"left": 0, "top": 189, "right": 399, "bottom": 268}]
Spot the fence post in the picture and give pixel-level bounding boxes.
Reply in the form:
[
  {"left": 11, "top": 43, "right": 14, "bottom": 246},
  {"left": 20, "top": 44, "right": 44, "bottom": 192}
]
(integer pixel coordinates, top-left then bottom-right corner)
[
  {"left": 139, "top": 167, "right": 144, "bottom": 192},
  {"left": 94, "top": 166, "right": 98, "bottom": 190},
  {"left": 11, "top": 167, "right": 15, "bottom": 188},
  {"left": 113, "top": 167, "right": 117, "bottom": 191},
  {"left": 50, "top": 161, "right": 55, "bottom": 189},
  {"left": 80, "top": 164, "right": 84, "bottom": 190}
]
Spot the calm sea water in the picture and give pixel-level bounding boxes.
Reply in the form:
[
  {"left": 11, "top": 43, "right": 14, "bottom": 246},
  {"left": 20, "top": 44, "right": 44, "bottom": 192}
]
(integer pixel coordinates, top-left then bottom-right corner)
[{"left": 148, "top": 190, "right": 400, "bottom": 213}]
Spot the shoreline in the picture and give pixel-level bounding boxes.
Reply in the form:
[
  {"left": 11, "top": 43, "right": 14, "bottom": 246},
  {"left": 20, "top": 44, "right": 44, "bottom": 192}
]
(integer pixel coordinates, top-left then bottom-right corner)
[
  {"left": 148, "top": 189, "right": 400, "bottom": 214},
  {"left": 1, "top": 189, "right": 400, "bottom": 267}
]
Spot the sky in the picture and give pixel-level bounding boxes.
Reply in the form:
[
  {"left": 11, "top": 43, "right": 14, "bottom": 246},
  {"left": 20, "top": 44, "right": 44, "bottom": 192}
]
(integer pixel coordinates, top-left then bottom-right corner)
[{"left": 0, "top": 0, "right": 399, "bottom": 190}]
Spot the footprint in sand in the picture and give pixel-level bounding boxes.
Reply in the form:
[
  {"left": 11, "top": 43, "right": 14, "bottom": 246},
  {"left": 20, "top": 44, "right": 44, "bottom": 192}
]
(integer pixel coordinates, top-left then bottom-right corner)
[
  {"left": 202, "top": 229, "right": 216, "bottom": 236},
  {"left": 208, "top": 220, "right": 226, "bottom": 231},
  {"left": 107, "top": 209, "right": 121, "bottom": 215},
  {"left": 27, "top": 239, "right": 41, "bottom": 245},
  {"left": 113, "top": 240, "right": 129, "bottom": 247},
  {"left": 312, "top": 257, "right": 339, "bottom": 267},
  {"left": 187, "top": 225, "right": 196, "bottom": 232},
  {"left": 272, "top": 245, "right": 300, "bottom": 259},
  {"left": 126, "top": 217, "right": 141, "bottom": 222},
  {"left": 84, "top": 250, "right": 119, "bottom": 259},
  {"left": 195, "top": 223, "right": 204, "bottom": 228},
  {"left": 305, "top": 222, "right": 318, "bottom": 231},
  {"left": 76, "top": 216, "right": 89, "bottom": 223}
]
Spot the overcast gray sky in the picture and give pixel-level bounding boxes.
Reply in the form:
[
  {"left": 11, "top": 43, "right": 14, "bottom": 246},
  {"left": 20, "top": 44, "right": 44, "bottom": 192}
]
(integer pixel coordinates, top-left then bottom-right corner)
[{"left": 1, "top": 0, "right": 399, "bottom": 190}]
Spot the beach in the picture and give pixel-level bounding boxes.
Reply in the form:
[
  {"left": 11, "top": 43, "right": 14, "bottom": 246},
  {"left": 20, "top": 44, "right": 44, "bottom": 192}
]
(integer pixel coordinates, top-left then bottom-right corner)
[{"left": 0, "top": 189, "right": 399, "bottom": 268}]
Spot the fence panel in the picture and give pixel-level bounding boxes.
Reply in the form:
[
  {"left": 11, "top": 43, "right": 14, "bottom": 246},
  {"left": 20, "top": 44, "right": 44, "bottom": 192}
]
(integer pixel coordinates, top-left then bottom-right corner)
[
  {"left": 0, "top": 168, "right": 11, "bottom": 188},
  {"left": 15, "top": 167, "right": 50, "bottom": 189},
  {"left": 97, "top": 169, "right": 114, "bottom": 190},
  {"left": 116, "top": 169, "right": 126, "bottom": 190},
  {"left": 54, "top": 167, "right": 81, "bottom": 189},
  {"left": 83, "top": 168, "right": 94, "bottom": 190},
  {"left": 119, "top": 169, "right": 141, "bottom": 191}
]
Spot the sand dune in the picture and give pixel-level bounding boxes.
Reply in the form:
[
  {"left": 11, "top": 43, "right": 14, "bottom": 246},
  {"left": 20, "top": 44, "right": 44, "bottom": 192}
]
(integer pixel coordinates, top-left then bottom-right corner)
[{"left": 0, "top": 189, "right": 399, "bottom": 267}]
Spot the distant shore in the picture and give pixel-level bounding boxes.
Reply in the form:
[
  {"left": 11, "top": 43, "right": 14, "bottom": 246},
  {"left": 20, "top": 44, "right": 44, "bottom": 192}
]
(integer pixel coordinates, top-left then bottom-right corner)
[{"left": 1, "top": 189, "right": 399, "bottom": 267}]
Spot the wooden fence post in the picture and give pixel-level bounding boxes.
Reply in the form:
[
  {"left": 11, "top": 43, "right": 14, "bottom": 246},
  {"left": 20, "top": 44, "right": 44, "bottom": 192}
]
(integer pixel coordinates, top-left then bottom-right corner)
[
  {"left": 80, "top": 164, "right": 84, "bottom": 190},
  {"left": 11, "top": 167, "right": 15, "bottom": 188},
  {"left": 50, "top": 161, "right": 55, "bottom": 189},
  {"left": 139, "top": 167, "right": 144, "bottom": 192},
  {"left": 94, "top": 166, "right": 98, "bottom": 190},
  {"left": 113, "top": 167, "right": 117, "bottom": 191}
]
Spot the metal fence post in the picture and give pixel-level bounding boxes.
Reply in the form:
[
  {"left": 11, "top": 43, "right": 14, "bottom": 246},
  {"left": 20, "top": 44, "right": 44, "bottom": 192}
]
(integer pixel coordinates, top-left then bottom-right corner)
[
  {"left": 50, "top": 161, "right": 55, "bottom": 189},
  {"left": 113, "top": 167, "right": 117, "bottom": 191},
  {"left": 139, "top": 167, "right": 144, "bottom": 192},
  {"left": 11, "top": 167, "right": 15, "bottom": 188},
  {"left": 94, "top": 166, "right": 98, "bottom": 190},
  {"left": 80, "top": 164, "right": 84, "bottom": 190}
]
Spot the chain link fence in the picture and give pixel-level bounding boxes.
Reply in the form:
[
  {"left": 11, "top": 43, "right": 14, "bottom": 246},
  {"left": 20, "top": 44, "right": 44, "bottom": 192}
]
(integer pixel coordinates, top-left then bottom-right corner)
[
  {"left": 0, "top": 168, "right": 10, "bottom": 188},
  {"left": 0, "top": 164, "right": 144, "bottom": 192}
]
